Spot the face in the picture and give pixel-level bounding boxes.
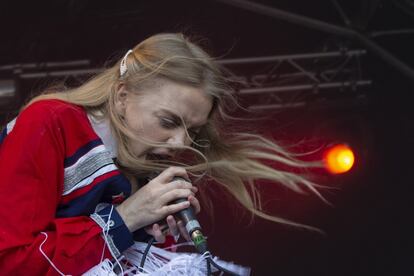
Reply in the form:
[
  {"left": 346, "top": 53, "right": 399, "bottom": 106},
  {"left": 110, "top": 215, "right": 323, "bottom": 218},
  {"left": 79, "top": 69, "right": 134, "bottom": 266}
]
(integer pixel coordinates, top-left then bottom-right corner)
[{"left": 115, "top": 79, "right": 213, "bottom": 160}]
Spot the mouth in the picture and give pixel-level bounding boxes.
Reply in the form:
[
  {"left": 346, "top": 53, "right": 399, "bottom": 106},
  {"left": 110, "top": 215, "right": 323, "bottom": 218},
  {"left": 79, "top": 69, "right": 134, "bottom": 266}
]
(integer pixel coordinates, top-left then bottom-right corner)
[{"left": 145, "top": 153, "right": 172, "bottom": 162}]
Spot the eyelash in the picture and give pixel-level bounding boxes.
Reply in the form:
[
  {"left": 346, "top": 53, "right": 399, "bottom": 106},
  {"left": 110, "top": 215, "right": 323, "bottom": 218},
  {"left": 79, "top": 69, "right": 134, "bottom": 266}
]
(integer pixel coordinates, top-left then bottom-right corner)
[
  {"left": 160, "top": 117, "right": 180, "bottom": 128},
  {"left": 160, "top": 117, "right": 199, "bottom": 138}
]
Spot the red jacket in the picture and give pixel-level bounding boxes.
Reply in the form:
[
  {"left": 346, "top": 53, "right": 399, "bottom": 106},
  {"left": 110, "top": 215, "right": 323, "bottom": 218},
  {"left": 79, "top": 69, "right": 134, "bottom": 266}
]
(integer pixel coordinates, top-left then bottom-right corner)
[{"left": 0, "top": 100, "right": 134, "bottom": 275}]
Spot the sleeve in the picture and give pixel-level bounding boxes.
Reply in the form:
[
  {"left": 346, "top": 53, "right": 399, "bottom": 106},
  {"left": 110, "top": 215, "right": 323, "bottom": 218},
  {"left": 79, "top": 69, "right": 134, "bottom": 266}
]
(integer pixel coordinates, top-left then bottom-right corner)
[{"left": 0, "top": 103, "right": 133, "bottom": 275}]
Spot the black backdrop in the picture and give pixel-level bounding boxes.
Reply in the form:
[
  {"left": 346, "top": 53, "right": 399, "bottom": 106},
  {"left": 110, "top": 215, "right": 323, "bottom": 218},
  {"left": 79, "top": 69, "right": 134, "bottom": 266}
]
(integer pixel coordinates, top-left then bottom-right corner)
[{"left": 0, "top": 1, "right": 413, "bottom": 275}]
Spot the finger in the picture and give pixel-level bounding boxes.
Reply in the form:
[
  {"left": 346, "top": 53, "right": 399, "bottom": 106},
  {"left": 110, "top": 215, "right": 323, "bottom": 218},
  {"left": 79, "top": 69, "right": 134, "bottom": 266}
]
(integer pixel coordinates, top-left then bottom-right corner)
[
  {"left": 157, "top": 166, "right": 190, "bottom": 183},
  {"left": 156, "top": 179, "right": 192, "bottom": 195},
  {"left": 160, "top": 200, "right": 190, "bottom": 217},
  {"left": 166, "top": 215, "right": 179, "bottom": 236},
  {"left": 152, "top": 223, "right": 166, "bottom": 243},
  {"left": 190, "top": 186, "right": 198, "bottom": 194},
  {"left": 188, "top": 195, "right": 201, "bottom": 214},
  {"left": 177, "top": 220, "right": 191, "bottom": 241},
  {"left": 160, "top": 189, "right": 194, "bottom": 205},
  {"left": 165, "top": 180, "right": 193, "bottom": 192},
  {"left": 145, "top": 224, "right": 167, "bottom": 237}
]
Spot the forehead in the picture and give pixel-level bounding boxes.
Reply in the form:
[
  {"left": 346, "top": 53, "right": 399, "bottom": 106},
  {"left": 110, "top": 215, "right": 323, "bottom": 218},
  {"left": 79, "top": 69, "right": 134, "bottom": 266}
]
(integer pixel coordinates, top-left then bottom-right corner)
[{"left": 138, "top": 80, "right": 213, "bottom": 125}]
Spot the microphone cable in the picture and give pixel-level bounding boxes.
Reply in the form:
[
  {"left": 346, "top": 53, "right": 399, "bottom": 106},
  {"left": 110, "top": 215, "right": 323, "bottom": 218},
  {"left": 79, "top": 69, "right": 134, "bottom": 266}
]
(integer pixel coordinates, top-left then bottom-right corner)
[
  {"left": 139, "top": 239, "right": 240, "bottom": 275},
  {"left": 206, "top": 253, "right": 240, "bottom": 276},
  {"left": 139, "top": 236, "right": 155, "bottom": 273}
]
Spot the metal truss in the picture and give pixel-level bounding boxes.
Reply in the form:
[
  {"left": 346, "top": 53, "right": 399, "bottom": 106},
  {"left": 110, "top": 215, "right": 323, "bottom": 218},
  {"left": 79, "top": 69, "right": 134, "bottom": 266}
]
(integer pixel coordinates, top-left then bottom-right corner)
[
  {"left": 0, "top": 48, "right": 371, "bottom": 113},
  {"left": 215, "top": 0, "right": 414, "bottom": 82},
  {"left": 219, "top": 49, "right": 371, "bottom": 110}
]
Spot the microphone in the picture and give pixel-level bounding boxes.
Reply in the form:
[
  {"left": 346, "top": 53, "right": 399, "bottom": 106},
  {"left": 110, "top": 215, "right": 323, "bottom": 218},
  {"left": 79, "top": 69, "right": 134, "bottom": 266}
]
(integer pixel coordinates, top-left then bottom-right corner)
[{"left": 172, "top": 176, "right": 208, "bottom": 254}]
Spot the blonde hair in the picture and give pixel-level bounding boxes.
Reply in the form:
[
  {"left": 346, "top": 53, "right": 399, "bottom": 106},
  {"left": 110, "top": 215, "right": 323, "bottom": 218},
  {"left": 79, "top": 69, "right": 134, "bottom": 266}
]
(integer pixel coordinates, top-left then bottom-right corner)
[{"left": 26, "top": 33, "right": 326, "bottom": 232}]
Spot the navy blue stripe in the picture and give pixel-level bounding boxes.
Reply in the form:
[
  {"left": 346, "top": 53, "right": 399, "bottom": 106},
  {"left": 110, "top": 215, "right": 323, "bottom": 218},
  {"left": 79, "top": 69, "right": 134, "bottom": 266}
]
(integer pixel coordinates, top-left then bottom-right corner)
[
  {"left": 101, "top": 173, "right": 131, "bottom": 202},
  {"left": 56, "top": 174, "right": 131, "bottom": 217},
  {"left": 56, "top": 183, "right": 107, "bottom": 217},
  {"left": 64, "top": 138, "right": 103, "bottom": 168},
  {"left": 0, "top": 128, "right": 7, "bottom": 145}
]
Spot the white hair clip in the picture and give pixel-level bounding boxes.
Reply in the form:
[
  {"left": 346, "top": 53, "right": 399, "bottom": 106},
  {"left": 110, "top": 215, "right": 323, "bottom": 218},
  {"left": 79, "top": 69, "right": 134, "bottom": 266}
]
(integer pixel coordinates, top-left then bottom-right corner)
[{"left": 120, "top": 49, "right": 133, "bottom": 77}]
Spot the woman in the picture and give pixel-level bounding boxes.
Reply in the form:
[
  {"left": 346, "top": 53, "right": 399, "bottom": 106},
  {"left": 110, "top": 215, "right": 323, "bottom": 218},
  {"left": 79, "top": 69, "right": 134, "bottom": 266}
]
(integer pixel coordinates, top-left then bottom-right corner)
[{"left": 0, "top": 33, "right": 323, "bottom": 275}]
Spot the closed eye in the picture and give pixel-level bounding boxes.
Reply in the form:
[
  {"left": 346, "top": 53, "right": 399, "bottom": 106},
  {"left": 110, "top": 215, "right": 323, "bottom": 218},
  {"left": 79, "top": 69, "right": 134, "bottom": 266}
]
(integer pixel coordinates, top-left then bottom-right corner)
[
  {"left": 158, "top": 111, "right": 202, "bottom": 140},
  {"left": 160, "top": 117, "right": 180, "bottom": 129}
]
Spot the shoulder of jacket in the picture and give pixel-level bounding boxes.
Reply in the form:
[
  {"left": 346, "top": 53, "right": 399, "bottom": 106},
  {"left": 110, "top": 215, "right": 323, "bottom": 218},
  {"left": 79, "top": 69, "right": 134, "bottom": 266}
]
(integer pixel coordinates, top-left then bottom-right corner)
[{"left": 22, "top": 99, "right": 86, "bottom": 121}]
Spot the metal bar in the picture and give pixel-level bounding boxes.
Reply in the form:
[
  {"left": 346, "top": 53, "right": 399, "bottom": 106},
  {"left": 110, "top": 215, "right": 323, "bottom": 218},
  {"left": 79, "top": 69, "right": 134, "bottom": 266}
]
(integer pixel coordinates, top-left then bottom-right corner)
[
  {"left": 0, "top": 60, "right": 91, "bottom": 71},
  {"left": 0, "top": 80, "right": 15, "bottom": 98},
  {"left": 19, "top": 68, "right": 101, "bottom": 79},
  {"left": 248, "top": 97, "right": 368, "bottom": 111},
  {"left": 44, "top": 60, "right": 91, "bottom": 68},
  {"left": 286, "top": 59, "right": 320, "bottom": 82},
  {"left": 239, "top": 80, "right": 372, "bottom": 95},
  {"left": 370, "top": 29, "right": 414, "bottom": 38},
  {"left": 241, "top": 68, "right": 355, "bottom": 82},
  {"left": 214, "top": 0, "right": 355, "bottom": 36},
  {"left": 331, "top": 0, "right": 352, "bottom": 26},
  {"left": 219, "top": 50, "right": 366, "bottom": 65}
]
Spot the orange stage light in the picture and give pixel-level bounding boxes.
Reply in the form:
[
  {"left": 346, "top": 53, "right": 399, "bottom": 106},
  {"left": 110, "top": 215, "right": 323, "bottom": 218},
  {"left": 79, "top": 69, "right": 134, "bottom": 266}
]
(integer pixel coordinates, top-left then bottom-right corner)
[{"left": 324, "top": 144, "right": 355, "bottom": 174}]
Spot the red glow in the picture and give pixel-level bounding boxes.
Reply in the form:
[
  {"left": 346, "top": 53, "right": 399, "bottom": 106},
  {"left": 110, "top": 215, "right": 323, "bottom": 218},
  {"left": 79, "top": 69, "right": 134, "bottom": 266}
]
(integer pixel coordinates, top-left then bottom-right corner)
[{"left": 324, "top": 144, "right": 355, "bottom": 174}]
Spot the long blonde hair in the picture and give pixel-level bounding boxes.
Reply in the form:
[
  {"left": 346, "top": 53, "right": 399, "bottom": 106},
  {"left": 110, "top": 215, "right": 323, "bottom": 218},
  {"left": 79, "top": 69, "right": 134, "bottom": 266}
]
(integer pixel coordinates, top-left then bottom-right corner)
[{"left": 27, "top": 33, "right": 326, "bottom": 231}]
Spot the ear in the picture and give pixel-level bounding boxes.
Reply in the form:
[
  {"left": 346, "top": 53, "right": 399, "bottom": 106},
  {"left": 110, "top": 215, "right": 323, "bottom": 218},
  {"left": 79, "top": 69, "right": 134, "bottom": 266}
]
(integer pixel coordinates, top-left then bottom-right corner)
[{"left": 114, "top": 83, "right": 128, "bottom": 117}]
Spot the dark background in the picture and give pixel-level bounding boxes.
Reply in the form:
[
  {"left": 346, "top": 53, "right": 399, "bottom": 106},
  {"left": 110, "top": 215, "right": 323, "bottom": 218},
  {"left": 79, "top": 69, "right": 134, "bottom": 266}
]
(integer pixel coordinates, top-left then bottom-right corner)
[{"left": 0, "top": 1, "right": 413, "bottom": 275}]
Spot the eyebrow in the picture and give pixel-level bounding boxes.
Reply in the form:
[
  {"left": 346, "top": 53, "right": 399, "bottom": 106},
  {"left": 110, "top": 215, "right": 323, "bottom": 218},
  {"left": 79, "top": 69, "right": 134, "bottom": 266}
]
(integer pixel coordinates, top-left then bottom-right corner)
[{"left": 159, "top": 109, "right": 206, "bottom": 128}]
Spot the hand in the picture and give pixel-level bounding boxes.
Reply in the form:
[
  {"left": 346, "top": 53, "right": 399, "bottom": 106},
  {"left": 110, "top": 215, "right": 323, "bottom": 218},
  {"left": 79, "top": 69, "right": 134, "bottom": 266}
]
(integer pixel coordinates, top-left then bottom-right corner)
[
  {"left": 115, "top": 167, "right": 199, "bottom": 233},
  {"left": 144, "top": 193, "right": 201, "bottom": 243}
]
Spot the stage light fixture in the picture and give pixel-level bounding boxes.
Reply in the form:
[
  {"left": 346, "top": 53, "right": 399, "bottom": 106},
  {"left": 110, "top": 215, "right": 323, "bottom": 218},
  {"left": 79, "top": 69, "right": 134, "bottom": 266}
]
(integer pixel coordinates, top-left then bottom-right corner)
[{"left": 323, "top": 144, "right": 355, "bottom": 174}]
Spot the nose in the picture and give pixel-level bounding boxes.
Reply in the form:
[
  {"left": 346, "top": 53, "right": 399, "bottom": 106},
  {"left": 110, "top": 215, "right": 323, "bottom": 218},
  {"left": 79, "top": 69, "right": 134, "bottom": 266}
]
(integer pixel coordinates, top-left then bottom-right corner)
[{"left": 167, "top": 129, "right": 191, "bottom": 148}]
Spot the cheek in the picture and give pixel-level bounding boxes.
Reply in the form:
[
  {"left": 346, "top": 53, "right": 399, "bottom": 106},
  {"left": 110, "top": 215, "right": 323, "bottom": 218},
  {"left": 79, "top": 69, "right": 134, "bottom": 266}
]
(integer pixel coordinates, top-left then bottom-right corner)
[
  {"left": 125, "top": 115, "right": 166, "bottom": 143},
  {"left": 122, "top": 114, "right": 147, "bottom": 156},
  {"left": 123, "top": 108, "right": 142, "bottom": 133},
  {"left": 124, "top": 110, "right": 153, "bottom": 135}
]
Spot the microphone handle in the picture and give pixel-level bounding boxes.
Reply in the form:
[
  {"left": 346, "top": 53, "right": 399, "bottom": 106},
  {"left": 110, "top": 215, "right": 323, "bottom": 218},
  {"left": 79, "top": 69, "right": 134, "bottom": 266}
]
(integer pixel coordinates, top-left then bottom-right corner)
[
  {"left": 172, "top": 177, "right": 201, "bottom": 234},
  {"left": 172, "top": 176, "right": 208, "bottom": 254}
]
